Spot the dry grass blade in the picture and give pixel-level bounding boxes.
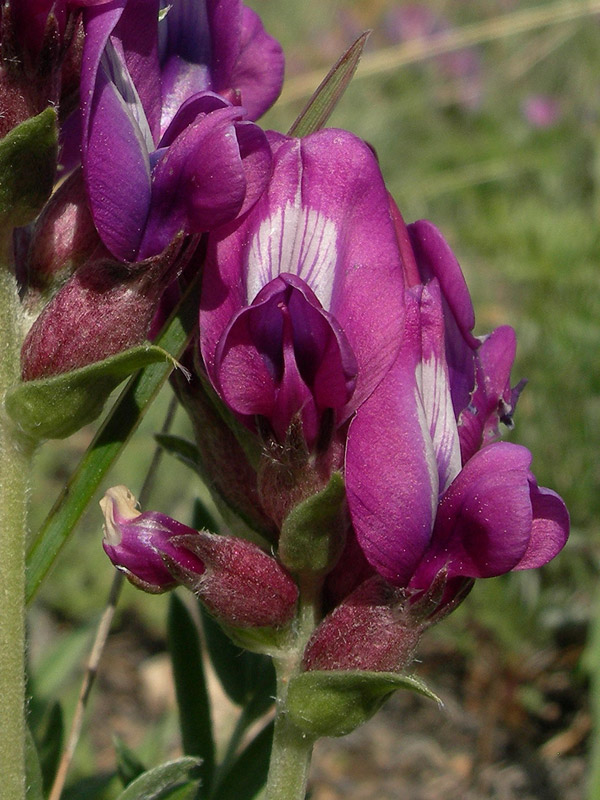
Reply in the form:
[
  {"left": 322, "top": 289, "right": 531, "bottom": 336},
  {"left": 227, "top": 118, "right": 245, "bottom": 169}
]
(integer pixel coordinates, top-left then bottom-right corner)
[{"left": 280, "top": 0, "right": 600, "bottom": 104}]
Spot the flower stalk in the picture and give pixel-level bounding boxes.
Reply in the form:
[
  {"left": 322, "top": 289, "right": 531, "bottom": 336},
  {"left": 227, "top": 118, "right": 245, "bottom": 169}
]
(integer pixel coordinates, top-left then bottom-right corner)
[
  {"left": 0, "top": 239, "right": 33, "bottom": 800},
  {"left": 264, "top": 576, "right": 321, "bottom": 800}
]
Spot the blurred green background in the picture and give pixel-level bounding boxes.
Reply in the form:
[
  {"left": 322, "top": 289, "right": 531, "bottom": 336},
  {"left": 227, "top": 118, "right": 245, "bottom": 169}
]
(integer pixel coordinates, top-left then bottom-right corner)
[{"left": 28, "top": 0, "right": 600, "bottom": 797}]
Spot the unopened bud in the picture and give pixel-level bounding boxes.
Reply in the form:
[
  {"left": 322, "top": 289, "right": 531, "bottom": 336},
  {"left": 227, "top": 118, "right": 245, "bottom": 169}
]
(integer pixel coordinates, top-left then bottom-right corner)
[
  {"left": 21, "top": 235, "right": 186, "bottom": 380},
  {"left": 100, "top": 485, "right": 299, "bottom": 629},
  {"left": 100, "top": 485, "right": 204, "bottom": 593},
  {"left": 302, "top": 576, "right": 424, "bottom": 673}
]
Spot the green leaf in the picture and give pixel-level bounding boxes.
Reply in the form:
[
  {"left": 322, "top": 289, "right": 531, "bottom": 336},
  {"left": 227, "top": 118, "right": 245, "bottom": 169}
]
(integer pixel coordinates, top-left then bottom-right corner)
[
  {"left": 287, "top": 31, "right": 370, "bottom": 138},
  {"left": 33, "top": 700, "right": 64, "bottom": 792},
  {"left": 211, "top": 721, "right": 274, "bottom": 800},
  {"left": 6, "top": 345, "right": 175, "bottom": 440},
  {"left": 168, "top": 594, "right": 214, "bottom": 792},
  {"left": 200, "top": 604, "right": 275, "bottom": 707},
  {"left": 155, "top": 433, "right": 202, "bottom": 476},
  {"left": 278, "top": 472, "right": 347, "bottom": 575},
  {"left": 25, "top": 269, "right": 199, "bottom": 602},
  {"left": 115, "top": 757, "right": 202, "bottom": 800},
  {"left": 286, "top": 670, "right": 441, "bottom": 738},
  {"left": 62, "top": 773, "right": 119, "bottom": 800},
  {"left": 191, "top": 497, "right": 220, "bottom": 535},
  {"left": 0, "top": 107, "right": 57, "bottom": 227},
  {"left": 25, "top": 723, "right": 44, "bottom": 800},
  {"left": 114, "top": 737, "right": 146, "bottom": 787}
]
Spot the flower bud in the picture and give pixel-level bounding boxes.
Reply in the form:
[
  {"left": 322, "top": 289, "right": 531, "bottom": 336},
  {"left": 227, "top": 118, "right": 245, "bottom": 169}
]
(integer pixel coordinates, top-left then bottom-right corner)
[
  {"left": 20, "top": 168, "right": 100, "bottom": 308},
  {"left": 20, "top": 235, "right": 190, "bottom": 380},
  {"left": 162, "top": 530, "right": 299, "bottom": 629},
  {"left": 100, "top": 485, "right": 203, "bottom": 593},
  {"left": 100, "top": 486, "right": 299, "bottom": 629},
  {"left": 302, "top": 576, "right": 424, "bottom": 673}
]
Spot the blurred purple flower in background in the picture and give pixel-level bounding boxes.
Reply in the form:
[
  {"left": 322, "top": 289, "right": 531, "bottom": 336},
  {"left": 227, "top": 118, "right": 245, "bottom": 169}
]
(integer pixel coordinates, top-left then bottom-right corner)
[
  {"left": 383, "top": 3, "right": 484, "bottom": 110},
  {"left": 522, "top": 94, "right": 562, "bottom": 129}
]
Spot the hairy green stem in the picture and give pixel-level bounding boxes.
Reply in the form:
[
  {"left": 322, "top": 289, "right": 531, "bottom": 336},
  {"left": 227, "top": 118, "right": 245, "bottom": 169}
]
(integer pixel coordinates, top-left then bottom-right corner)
[
  {"left": 0, "top": 253, "right": 33, "bottom": 800},
  {"left": 264, "top": 577, "right": 321, "bottom": 800}
]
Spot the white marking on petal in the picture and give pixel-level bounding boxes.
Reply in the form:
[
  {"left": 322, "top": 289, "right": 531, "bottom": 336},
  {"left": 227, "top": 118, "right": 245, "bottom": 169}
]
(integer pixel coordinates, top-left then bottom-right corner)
[
  {"left": 246, "top": 194, "right": 339, "bottom": 309},
  {"left": 101, "top": 38, "right": 155, "bottom": 152},
  {"left": 414, "top": 387, "right": 441, "bottom": 524},
  {"left": 418, "top": 356, "right": 462, "bottom": 494}
]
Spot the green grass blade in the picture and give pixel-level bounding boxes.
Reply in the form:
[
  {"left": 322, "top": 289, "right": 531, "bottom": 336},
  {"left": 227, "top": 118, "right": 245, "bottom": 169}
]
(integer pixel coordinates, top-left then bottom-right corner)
[
  {"left": 210, "top": 721, "right": 274, "bottom": 800},
  {"left": 168, "top": 594, "right": 215, "bottom": 792},
  {"left": 287, "top": 31, "right": 370, "bottom": 138},
  {"left": 199, "top": 603, "right": 275, "bottom": 707},
  {"left": 25, "top": 273, "right": 199, "bottom": 602}
]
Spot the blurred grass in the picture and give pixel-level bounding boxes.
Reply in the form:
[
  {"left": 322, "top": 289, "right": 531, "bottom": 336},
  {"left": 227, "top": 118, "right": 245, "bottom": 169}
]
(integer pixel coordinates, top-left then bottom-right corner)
[{"left": 28, "top": 0, "right": 600, "bottom": 788}]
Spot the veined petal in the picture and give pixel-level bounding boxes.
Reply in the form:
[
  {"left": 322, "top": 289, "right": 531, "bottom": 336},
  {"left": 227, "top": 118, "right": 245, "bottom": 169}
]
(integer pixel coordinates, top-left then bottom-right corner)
[
  {"left": 408, "top": 220, "right": 476, "bottom": 342},
  {"left": 100, "top": 37, "right": 154, "bottom": 151},
  {"left": 84, "top": 66, "right": 152, "bottom": 260},
  {"left": 201, "top": 129, "right": 405, "bottom": 419},
  {"left": 414, "top": 282, "right": 462, "bottom": 493},
  {"left": 113, "top": 0, "right": 162, "bottom": 141},
  {"left": 408, "top": 219, "right": 478, "bottom": 416},
  {"left": 81, "top": 0, "right": 153, "bottom": 260}
]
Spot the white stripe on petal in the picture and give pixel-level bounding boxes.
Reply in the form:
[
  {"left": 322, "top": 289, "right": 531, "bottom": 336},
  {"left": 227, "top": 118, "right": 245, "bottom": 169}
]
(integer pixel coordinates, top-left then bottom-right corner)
[
  {"left": 418, "top": 355, "right": 462, "bottom": 494},
  {"left": 246, "top": 195, "right": 339, "bottom": 309}
]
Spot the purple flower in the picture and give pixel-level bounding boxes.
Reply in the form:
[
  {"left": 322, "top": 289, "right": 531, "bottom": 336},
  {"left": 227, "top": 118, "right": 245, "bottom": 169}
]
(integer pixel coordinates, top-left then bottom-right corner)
[
  {"left": 100, "top": 485, "right": 298, "bottom": 627},
  {"left": 80, "top": 0, "right": 272, "bottom": 261},
  {"left": 158, "top": 0, "right": 284, "bottom": 130},
  {"left": 200, "top": 129, "right": 406, "bottom": 451},
  {"left": 344, "top": 215, "right": 569, "bottom": 596}
]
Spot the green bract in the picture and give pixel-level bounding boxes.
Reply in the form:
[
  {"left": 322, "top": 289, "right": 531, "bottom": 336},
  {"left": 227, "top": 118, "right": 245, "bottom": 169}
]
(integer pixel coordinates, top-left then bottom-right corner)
[
  {"left": 279, "top": 472, "right": 347, "bottom": 576},
  {"left": 6, "top": 345, "right": 176, "bottom": 440},
  {"left": 286, "top": 670, "right": 440, "bottom": 738},
  {"left": 0, "top": 108, "right": 57, "bottom": 228}
]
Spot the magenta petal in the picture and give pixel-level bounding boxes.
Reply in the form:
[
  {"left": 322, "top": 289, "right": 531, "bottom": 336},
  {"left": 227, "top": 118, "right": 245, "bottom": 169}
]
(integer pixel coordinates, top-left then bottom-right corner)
[
  {"left": 140, "top": 105, "right": 268, "bottom": 259},
  {"left": 346, "top": 296, "right": 441, "bottom": 587},
  {"left": 227, "top": 6, "right": 285, "bottom": 120},
  {"left": 413, "top": 282, "right": 461, "bottom": 493},
  {"left": 81, "top": 0, "right": 153, "bottom": 260},
  {"left": 84, "top": 68, "right": 151, "bottom": 260},
  {"left": 413, "top": 443, "right": 536, "bottom": 585},
  {"left": 408, "top": 220, "right": 476, "bottom": 342},
  {"left": 514, "top": 485, "right": 569, "bottom": 570},
  {"left": 102, "top": 503, "right": 206, "bottom": 591},
  {"left": 114, "top": 0, "right": 161, "bottom": 140},
  {"left": 201, "top": 129, "right": 405, "bottom": 420},
  {"left": 458, "top": 325, "right": 518, "bottom": 462},
  {"left": 215, "top": 275, "right": 357, "bottom": 445},
  {"left": 408, "top": 220, "right": 479, "bottom": 415},
  {"left": 216, "top": 300, "right": 279, "bottom": 420}
]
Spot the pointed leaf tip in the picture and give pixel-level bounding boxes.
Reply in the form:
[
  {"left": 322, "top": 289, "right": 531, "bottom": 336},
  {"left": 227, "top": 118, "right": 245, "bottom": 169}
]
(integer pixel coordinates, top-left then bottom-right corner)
[
  {"left": 6, "top": 345, "right": 174, "bottom": 440},
  {"left": 288, "top": 31, "right": 371, "bottom": 137}
]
